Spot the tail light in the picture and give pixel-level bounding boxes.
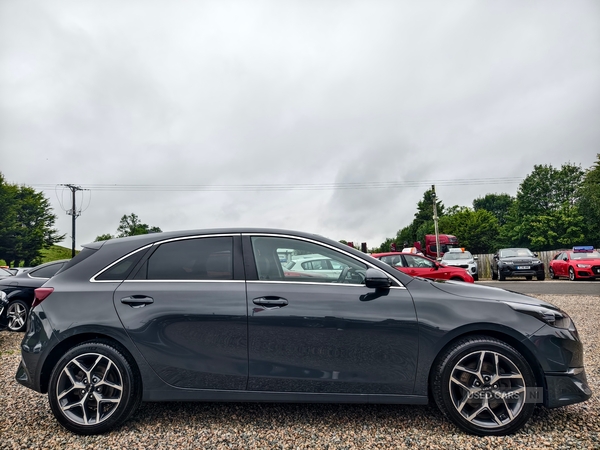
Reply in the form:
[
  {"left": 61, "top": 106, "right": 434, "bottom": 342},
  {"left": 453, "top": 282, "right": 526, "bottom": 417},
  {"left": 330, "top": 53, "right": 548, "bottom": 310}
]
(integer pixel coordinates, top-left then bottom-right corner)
[{"left": 32, "top": 287, "right": 54, "bottom": 308}]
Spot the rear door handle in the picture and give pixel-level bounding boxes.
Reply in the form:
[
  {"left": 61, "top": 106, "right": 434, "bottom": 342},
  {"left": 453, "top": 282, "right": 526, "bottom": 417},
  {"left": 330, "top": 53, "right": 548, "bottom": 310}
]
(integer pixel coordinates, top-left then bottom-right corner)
[
  {"left": 120, "top": 295, "right": 154, "bottom": 308},
  {"left": 252, "top": 297, "right": 288, "bottom": 308}
]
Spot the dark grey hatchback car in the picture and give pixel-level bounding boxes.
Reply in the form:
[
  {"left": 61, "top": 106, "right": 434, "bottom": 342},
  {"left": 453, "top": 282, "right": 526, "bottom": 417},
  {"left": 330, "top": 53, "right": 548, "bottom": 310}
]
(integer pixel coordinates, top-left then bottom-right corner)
[{"left": 16, "top": 229, "right": 591, "bottom": 436}]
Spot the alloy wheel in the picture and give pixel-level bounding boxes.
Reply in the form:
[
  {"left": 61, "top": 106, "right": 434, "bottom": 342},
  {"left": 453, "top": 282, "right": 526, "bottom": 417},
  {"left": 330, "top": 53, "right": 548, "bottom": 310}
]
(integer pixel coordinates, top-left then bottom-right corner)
[
  {"left": 569, "top": 268, "right": 576, "bottom": 281},
  {"left": 55, "top": 352, "right": 123, "bottom": 426},
  {"left": 448, "top": 350, "right": 526, "bottom": 429},
  {"left": 7, "top": 301, "right": 27, "bottom": 331}
]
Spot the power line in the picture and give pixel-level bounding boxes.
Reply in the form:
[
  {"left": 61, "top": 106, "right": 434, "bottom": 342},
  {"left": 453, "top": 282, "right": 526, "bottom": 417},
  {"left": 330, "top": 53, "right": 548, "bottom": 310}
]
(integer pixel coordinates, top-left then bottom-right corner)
[{"left": 31, "top": 177, "right": 524, "bottom": 193}]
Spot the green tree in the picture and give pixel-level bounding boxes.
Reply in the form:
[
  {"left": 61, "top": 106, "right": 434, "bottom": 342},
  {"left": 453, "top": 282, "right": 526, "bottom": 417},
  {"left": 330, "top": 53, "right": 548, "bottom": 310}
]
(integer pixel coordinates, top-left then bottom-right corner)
[
  {"left": 438, "top": 207, "right": 500, "bottom": 254},
  {"left": 473, "top": 193, "right": 515, "bottom": 226},
  {"left": 0, "top": 174, "right": 64, "bottom": 266},
  {"left": 504, "top": 163, "right": 585, "bottom": 250},
  {"left": 117, "top": 213, "right": 162, "bottom": 237},
  {"left": 94, "top": 233, "right": 113, "bottom": 242},
  {"left": 578, "top": 154, "right": 600, "bottom": 246}
]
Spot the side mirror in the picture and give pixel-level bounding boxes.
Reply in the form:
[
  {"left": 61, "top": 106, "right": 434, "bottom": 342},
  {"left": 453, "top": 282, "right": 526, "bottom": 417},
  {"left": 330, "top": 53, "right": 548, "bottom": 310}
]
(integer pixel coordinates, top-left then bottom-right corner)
[
  {"left": 436, "top": 257, "right": 442, "bottom": 262},
  {"left": 534, "top": 253, "right": 539, "bottom": 257},
  {"left": 365, "top": 268, "right": 391, "bottom": 289},
  {"left": 563, "top": 257, "right": 568, "bottom": 261},
  {"left": 474, "top": 256, "right": 478, "bottom": 260},
  {"left": 493, "top": 254, "right": 499, "bottom": 260}
]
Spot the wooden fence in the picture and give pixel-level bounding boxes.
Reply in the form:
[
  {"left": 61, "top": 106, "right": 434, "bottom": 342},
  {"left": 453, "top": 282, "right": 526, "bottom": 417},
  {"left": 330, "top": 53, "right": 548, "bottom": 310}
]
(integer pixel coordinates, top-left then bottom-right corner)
[{"left": 474, "top": 250, "right": 563, "bottom": 279}]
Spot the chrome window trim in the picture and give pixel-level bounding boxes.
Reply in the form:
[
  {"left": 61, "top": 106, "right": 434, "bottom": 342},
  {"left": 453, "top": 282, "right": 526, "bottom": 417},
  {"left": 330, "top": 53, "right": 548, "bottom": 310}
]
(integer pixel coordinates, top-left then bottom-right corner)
[
  {"left": 247, "top": 280, "right": 406, "bottom": 289},
  {"left": 244, "top": 232, "right": 406, "bottom": 289},
  {"left": 91, "top": 234, "right": 238, "bottom": 283},
  {"left": 122, "top": 279, "right": 245, "bottom": 284}
]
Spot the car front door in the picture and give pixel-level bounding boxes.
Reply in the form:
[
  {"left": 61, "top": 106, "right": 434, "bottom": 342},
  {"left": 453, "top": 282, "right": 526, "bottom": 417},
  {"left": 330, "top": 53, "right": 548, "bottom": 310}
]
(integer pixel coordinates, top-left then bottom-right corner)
[
  {"left": 113, "top": 234, "right": 248, "bottom": 390},
  {"left": 403, "top": 254, "right": 449, "bottom": 280},
  {"left": 245, "top": 235, "right": 419, "bottom": 395}
]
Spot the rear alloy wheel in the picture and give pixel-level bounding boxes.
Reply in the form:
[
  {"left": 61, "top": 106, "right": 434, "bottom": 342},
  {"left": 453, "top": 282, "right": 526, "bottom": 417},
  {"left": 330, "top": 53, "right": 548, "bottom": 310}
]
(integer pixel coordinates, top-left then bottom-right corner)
[
  {"left": 432, "top": 336, "right": 536, "bottom": 436},
  {"left": 549, "top": 268, "right": 556, "bottom": 279},
  {"left": 569, "top": 267, "right": 576, "bottom": 281},
  {"left": 48, "top": 340, "right": 141, "bottom": 435},
  {"left": 6, "top": 299, "right": 28, "bottom": 332}
]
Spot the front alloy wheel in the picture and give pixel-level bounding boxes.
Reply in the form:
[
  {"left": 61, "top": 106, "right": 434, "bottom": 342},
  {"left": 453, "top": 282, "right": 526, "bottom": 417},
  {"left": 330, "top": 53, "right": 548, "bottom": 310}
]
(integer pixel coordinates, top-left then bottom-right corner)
[
  {"left": 6, "top": 300, "right": 28, "bottom": 332},
  {"left": 432, "top": 336, "right": 536, "bottom": 435},
  {"left": 569, "top": 267, "right": 576, "bottom": 281},
  {"left": 48, "top": 340, "right": 141, "bottom": 434}
]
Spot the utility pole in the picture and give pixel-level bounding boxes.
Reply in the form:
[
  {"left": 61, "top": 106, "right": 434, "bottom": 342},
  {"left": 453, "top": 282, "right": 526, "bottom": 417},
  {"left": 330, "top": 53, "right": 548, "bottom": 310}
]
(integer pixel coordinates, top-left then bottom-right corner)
[
  {"left": 432, "top": 184, "right": 441, "bottom": 260},
  {"left": 62, "top": 184, "right": 85, "bottom": 257}
]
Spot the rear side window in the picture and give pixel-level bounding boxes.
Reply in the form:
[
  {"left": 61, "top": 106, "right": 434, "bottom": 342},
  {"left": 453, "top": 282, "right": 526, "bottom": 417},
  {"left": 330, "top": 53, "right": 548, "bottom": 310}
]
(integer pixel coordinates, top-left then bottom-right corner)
[
  {"left": 134, "top": 237, "right": 233, "bottom": 281},
  {"left": 96, "top": 249, "right": 147, "bottom": 281},
  {"left": 29, "top": 262, "right": 65, "bottom": 279}
]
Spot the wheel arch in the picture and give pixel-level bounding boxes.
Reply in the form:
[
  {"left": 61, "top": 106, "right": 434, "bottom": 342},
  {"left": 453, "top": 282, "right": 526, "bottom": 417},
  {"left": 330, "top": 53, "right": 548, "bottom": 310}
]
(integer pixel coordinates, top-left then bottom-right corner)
[
  {"left": 427, "top": 329, "right": 546, "bottom": 399},
  {"left": 39, "top": 333, "right": 141, "bottom": 394}
]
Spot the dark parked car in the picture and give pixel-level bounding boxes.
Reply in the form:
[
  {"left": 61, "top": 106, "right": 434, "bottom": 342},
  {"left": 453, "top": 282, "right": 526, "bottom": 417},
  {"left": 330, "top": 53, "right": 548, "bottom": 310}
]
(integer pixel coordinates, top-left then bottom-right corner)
[
  {"left": 491, "top": 248, "right": 545, "bottom": 281},
  {"left": 16, "top": 229, "right": 590, "bottom": 436},
  {"left": 0, "top": 291, "right": 8, "bottom": 331},
  {"left": 0, "top": 259, "right": 69, "bottom": 331}
]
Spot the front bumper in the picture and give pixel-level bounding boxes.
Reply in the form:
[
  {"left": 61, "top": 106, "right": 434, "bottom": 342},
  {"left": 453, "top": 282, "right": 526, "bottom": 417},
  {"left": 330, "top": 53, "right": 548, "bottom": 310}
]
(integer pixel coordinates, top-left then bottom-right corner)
[
  {"left": 545, "top": 368, "right": 592, "bottom": 408},
  {"left": 499, "top": 264, "right": 544, "bottom": 278}
]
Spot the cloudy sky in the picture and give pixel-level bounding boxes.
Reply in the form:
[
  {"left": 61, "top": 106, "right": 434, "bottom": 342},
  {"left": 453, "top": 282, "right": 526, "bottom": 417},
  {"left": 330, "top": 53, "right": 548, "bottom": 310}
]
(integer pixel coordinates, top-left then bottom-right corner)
[{"left": 1, "top": 0, "right": 598, "bottom": 249}]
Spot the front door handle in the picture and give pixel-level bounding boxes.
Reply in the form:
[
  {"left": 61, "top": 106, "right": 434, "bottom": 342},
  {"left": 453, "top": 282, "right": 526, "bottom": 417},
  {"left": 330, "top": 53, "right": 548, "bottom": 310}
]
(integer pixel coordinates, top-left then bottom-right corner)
[
  {"left": 121, "top": 295, "right": 154, "bottom": 308},
  {"left": 252, "top": 297, "right": 288, "bottom": 308}
]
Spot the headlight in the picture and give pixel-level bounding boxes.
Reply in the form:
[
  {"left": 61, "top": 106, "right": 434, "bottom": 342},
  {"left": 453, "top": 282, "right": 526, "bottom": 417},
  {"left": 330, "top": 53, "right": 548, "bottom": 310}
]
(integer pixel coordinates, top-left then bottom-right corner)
[
  {"left": 502, "top": 301, "right": 573, "bottom": 329},
  {"left": 576, "top": 264, "right": 590, "bottom": 268},
  {"left": 533, "top": 260, "right": 542, "bottom": 264}
]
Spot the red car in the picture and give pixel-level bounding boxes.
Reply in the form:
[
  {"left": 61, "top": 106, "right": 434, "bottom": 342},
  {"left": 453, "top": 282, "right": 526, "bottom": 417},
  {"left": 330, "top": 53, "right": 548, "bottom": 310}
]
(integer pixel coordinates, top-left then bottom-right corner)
[
  {"left": 549, "top": 246, "right": 600, "bottom": 281},
  {"left": 370, "top": 252, "right": 474, "bottom": 283}
]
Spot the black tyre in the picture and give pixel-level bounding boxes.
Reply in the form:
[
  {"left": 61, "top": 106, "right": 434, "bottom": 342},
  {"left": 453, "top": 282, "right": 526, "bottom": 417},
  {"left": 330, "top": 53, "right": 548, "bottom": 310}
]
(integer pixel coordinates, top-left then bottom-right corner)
[
  {"left": 48, "top": 340, "right": 142, "bottom": 435},
  {"left": 569, "top": 267, "right": 576, "bottom": 281},
  {"left": 537, "top": 274, "right": 545, "bottom": 281},
  {"left": 498, "top": 271, "right": 505, "bottom": 281},
  {"left": 432, "top": 336, "right": 536, "bottom": 436},
  {"left": 491, "top": 268, "right": 498, "bottom": 280},
  {"left": 6, "top": 299, "right": 28, "bottom": 332},
  {"left": 473, "top": 274, "right": 479, "bottom": 281},
  {"left": 549, "top": 268, "right": 556, "bottom": 279},
  {"left": 525, "top": 276, "right": 532, "bottom": 281}
]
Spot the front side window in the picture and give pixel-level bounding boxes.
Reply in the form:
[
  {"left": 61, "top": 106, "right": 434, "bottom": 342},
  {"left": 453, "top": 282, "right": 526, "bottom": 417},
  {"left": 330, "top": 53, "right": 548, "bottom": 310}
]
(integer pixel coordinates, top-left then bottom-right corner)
[
  {"left": 251, "top": 236, "right": 367, "bottom": 284},
  {"left": 135, "top": 237, "right": 233, "bottom": 281},
  {"left": 404, "top": 255, "right": 435, "bottom": 269},
  {"left": 380, "top": 255, "right": 404, "bottom": 267}
]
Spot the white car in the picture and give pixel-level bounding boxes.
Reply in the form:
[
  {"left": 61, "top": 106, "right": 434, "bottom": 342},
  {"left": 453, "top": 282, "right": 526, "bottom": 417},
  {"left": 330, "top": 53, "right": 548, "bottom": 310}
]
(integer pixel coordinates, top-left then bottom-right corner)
[
  {"left": 284, "top": 254, "right": 346, "bottom": 280},
  {"left": 440, "top": 248, "right": 478, "bottom": 281}
]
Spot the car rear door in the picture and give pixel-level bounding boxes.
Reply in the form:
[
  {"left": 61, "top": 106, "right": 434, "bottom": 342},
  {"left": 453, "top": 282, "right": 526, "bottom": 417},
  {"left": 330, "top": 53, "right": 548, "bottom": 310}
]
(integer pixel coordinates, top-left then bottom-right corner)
[
  {"left": 244, "top": 234, "right": 419, "bottom": 395},
  {"left": 113, "top": 234, "right": 248, "bottom": 390}
]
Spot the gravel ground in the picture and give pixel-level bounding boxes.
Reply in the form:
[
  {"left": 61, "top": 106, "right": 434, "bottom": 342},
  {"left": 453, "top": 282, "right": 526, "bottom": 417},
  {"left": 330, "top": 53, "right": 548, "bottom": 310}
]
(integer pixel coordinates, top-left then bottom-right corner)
[{"left": 1, "top": 294, "right": 598, "bottom": 449}]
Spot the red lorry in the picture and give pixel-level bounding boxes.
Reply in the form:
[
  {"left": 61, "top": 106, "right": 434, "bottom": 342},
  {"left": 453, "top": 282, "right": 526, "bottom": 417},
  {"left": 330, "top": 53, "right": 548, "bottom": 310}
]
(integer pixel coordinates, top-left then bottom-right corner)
[{"left": 414, "top": 234, "right": 459, "bottom": 259}]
